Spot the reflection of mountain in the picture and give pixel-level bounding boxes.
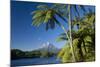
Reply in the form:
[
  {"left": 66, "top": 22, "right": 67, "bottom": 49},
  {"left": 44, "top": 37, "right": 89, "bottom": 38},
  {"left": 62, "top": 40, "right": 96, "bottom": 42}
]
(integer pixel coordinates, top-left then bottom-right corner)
[{"left": 39, "top": 42, "right": 60, "bottom": 54}]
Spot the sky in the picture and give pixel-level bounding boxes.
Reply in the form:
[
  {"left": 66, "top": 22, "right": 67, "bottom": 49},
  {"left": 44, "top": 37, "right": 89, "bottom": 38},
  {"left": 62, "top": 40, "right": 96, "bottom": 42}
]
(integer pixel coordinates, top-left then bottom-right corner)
[{"left": 11, "top": 1, "right": 95, "bottom": 51}]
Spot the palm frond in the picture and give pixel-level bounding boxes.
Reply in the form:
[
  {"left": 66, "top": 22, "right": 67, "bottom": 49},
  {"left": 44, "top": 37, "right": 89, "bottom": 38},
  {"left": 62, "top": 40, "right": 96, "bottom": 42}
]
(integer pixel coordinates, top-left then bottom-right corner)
[
  {"left": 56, "top": 33, "right": 68, "bottom": 42},
  {"left": 73, "top": 5, "right": 80, "bottom": 17},
  {"left": 79, "top": 5, "right": 86, "bottom": 12},
  {"left": 32, "top": 16, "right": 45, "bottom": 27},
  {"left": 55, "top": 11, "right": 67, "bottom": 23},
  {"left": 44, "top": 10, "right": 53, "bottom": 23},
  {"left": 37, "top": 5, "right": 49, "bottom": 10},
  {"left": 32, "top": 10, "right": 46, "bottom": 19},
  {"left": 45, "top": 18, "right": 56, "bottom": 31}
]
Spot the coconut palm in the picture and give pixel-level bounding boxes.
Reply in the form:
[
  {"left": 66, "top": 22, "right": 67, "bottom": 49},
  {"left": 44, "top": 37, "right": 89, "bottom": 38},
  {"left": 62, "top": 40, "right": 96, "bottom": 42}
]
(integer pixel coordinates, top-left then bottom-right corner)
[
  {"left": 31, "top": 4, "right": 71, "bottom": 42},
  {"left": 31, "top": 5, "right": 67, "bottom": 29},
  {"left": 53, "top": 4, "right": 87, "bottom": 62},
  {"left": 57, "top": 12, "right": 95, "bottom": 62},
  {"left": 31, "top": 4, "right": 88, "bottom": 62}
]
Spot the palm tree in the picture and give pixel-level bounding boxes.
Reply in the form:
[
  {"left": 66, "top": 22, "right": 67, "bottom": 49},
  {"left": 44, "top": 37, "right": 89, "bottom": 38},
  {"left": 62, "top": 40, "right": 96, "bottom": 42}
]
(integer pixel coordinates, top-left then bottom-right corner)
[
  {"left": 57, "top": 12, "right": 95, "bottom": 62},
  {"left": 31, "top": 4, "right": 71, "bottom": 42},
  {"left": 53, "top": 4, "right": 87, "bottom": 62},
  {"left": 31, "top": 4, "right": 88, "bottom": 62}
]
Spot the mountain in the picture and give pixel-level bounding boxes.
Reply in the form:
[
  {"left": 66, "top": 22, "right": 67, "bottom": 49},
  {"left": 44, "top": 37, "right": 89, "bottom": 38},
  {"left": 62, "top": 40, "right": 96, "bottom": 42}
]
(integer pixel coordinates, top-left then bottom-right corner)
[
  {"left": 11, "top": 42, "right": 60, "bottom": 59},
  {"left": 39, "top": 42, "right": 60, "bottom": 54}
]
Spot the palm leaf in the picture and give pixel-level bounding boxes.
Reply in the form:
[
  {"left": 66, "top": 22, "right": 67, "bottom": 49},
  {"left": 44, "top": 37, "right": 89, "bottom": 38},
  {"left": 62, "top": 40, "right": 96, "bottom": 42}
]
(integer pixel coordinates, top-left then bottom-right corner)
[
  {"left": 56, "top": 33, "right": 68, "bottom": 42},
  {"left": 37, "top": 5, "right": 49, "bottom": 10},
  {"left": 56, "top": 37, "right": 68, "bottom": 42},
  {"left": 79, "top": 5, "right": 86, "bottom": 12},
  {"left": 73, "top": 5, "right": 80, "bottom": 17},
  {"left": 55, "top": 11, "right": 67, "bottom": 23},
  {"left": 32, "top": 16, "right": 45, "bottom": 27},
  {"left": 50, "top": 19, "right": 55, "bottom": 29},
  {"left": 32, "top": 11, "right": 46, "bottom": 19},
  {"left": 44, "top": 10, "right": 52, "bottom": 23}
]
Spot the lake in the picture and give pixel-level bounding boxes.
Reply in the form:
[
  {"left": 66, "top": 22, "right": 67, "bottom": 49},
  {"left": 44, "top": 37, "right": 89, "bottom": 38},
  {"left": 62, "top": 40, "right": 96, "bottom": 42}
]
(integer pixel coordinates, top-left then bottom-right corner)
[{"left": 11, "top": 56, "right": 61, "bottom": 66}]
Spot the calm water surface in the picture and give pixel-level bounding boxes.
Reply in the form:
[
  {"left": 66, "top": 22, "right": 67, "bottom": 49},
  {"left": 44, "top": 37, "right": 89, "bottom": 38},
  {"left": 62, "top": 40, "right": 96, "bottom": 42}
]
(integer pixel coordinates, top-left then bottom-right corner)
[{"left": 11, "top": 56, "right": 61, "bottom": 66}]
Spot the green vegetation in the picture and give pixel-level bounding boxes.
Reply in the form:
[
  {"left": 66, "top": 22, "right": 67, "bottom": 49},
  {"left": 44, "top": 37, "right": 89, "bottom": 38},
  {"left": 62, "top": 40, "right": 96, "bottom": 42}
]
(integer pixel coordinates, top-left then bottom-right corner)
[
  {"left": 31, "top": 4, "right": 95, "bottom": 63},
  {"left": 57, "top": 12, "right": 95, "bottom": 62},
  {"left": 11, "top": 49, "right": 56, "bottom": 60}
]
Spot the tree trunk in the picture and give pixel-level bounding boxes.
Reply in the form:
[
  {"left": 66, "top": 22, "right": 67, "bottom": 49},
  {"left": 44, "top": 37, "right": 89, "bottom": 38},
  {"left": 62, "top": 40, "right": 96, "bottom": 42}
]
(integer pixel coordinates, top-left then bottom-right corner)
[
  {"left": 77, "top": 39, "right": 84, "bottom": 62},
  {"left": 68, "top": 5, "right": 76, "bottom": 62},
  {"left": 82, "top": 38, "right": 87, "bottom": 54},
  {"left": 58, "top": 4, "right": 76, "bottom": 62}
]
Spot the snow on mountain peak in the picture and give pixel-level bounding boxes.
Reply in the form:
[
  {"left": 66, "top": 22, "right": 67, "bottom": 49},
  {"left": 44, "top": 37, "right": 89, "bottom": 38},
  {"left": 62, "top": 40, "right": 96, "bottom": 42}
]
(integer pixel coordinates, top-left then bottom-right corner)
[{"left": 40, "top": 42, "right": 59, "bottom": 53}]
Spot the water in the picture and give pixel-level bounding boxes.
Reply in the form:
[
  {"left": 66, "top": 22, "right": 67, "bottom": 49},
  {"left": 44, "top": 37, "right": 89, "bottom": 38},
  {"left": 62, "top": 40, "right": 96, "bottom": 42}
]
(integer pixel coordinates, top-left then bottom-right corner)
[{"left": 11, "top": 56, "right": 61, "bottom": 66}]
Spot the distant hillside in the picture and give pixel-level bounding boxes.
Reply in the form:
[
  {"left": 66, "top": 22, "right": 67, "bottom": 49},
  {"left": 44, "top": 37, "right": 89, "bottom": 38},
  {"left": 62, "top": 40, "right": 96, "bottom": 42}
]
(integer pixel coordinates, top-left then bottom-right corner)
[{"left": 11, "top": 42, "right": 60, "bottom": 60}]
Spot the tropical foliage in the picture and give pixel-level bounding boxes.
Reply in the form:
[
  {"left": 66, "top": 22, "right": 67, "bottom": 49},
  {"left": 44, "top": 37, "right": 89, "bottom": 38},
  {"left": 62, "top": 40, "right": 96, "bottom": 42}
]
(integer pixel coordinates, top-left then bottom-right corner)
[
  {"left": 31, "top": 3, "right": 95, "bottom": 63},
  {"left": 57, "top": 12, "right": 95, "bottom": 62}
]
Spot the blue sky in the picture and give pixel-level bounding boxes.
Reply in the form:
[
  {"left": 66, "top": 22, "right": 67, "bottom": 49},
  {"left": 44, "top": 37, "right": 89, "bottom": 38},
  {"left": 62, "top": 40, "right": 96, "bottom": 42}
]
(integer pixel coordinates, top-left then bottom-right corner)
[{"left": 11, "top": 1, "right": 95, "bottom": 51}]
